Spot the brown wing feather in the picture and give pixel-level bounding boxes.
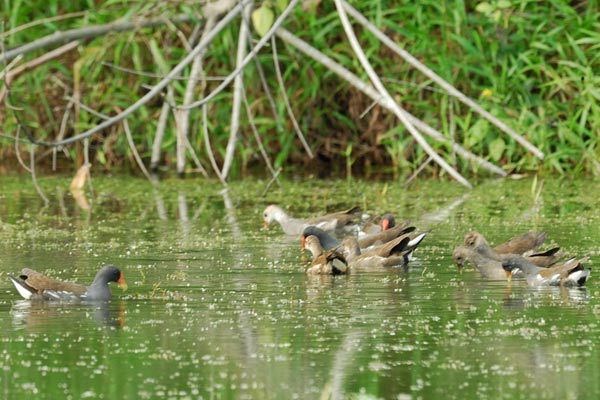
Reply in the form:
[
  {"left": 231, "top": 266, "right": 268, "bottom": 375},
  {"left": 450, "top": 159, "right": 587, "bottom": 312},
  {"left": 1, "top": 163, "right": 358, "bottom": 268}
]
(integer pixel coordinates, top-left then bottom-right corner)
[
  {"left": 494, "top": 231, "right": 546, "bottom": 254},
  {"left": 358, "top": 234, "right": 410, "bottom": 259},
  {"left": 527, "top": 247, "right": 561, "bottom": 268},
  {"left": 358, "top": 223, "right": 412, "bottom": 249},
  {"left": 21, "top": 268, "right": 87, "bottom": 295},
  {"left": 305, "top": 206, "right": 361, "bottom": 226},
  {"left": 538, "top": 257, "right": 587, "bottom": 280}
]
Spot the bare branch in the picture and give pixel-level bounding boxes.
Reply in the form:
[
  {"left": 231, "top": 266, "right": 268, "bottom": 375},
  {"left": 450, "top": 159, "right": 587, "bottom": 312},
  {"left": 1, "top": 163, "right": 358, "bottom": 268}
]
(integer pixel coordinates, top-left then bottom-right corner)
[
  {"left": 71, "top": 96, "right": 156, "bottom": 183},
  {"left": 0, "top": 132, "right": 27, "bottom": 142},
  {"left": 0, "top": 55, "right": 23, "bottom": 79},
  {"left": 0, "top": 14, "right": 197, "bottom": 63},
  {"left": 183, "top": 132, "right": 210, "bottom": 177},
  {"left": 261, "top": 167, "right": 282, "bottom": 197}
]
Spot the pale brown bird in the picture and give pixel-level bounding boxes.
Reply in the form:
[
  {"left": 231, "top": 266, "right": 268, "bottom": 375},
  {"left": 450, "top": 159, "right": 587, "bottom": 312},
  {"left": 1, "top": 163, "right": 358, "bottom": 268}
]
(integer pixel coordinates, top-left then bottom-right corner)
[
  {"left": 263, "top": 205, "right": 360, "bottom": 235},
  {"left": 303, "top": 235, "right": 349, "bottom": 275}
]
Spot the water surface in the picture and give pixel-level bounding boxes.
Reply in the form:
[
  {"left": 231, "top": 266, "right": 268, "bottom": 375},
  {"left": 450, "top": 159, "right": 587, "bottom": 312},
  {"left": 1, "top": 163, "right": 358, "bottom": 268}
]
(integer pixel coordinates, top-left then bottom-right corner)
[{"left": 0, "top": 175, "right": 598, "bottom": 399}]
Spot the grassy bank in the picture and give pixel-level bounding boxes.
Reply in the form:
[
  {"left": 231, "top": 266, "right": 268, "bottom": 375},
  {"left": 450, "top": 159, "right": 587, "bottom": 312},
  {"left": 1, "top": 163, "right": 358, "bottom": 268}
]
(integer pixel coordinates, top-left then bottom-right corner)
[{"left": 1, "top": 0, "right": 599, "bottom": 179}]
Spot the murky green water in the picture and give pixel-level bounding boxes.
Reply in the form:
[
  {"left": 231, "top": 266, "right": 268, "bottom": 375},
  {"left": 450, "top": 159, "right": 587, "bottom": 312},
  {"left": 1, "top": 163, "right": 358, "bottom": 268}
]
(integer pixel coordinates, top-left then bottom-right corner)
[{"left": 1, "top": 175, "right": 599, "bottom": 399}]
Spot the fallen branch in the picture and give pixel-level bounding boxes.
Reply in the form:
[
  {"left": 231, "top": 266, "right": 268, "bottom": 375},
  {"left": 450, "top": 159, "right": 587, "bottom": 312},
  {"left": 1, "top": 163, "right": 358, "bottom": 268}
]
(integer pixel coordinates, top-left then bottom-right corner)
[
  {"left": 342, "top": 1, "right": 544, "bottom": 160},
  {"left": 0, "top": 14, "right": 197, "bottom": 63},
  {"left": 276, "top": 28, "right": 505, "bottom": 177}
]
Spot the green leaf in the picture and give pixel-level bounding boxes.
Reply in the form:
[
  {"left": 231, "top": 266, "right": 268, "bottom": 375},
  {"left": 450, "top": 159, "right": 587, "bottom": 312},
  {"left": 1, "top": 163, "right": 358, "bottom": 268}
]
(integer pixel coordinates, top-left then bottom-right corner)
[
  {"left": 252, "top": 5, "right": 274, "bottom": 37},
  {"left": 275, "top": 0, "right": 288, "bottom": 13},
  {"left": 492, "top": 10, "right": 502, "bottom": 23},
  {"left": 475, "top": 2, "right": 494, "bottom": 14},
  {"left": 148, "top": 39, "right": 169, "bottom": 74},
  {"left": 489, "top": 137, "right": 505, "bottom": 161},
  {"left": 497, "top": 0, "right": 512, "bottom": 9},
  {"left": 467, "top": 119, "right": 489, "bottom": 147}
]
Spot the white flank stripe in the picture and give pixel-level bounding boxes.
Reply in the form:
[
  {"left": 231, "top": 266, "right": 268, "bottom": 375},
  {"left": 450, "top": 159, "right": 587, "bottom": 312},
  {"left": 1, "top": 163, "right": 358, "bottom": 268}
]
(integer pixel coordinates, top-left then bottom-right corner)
[{"left": 9, "top": 277, "right": 33, "bottom": 300}]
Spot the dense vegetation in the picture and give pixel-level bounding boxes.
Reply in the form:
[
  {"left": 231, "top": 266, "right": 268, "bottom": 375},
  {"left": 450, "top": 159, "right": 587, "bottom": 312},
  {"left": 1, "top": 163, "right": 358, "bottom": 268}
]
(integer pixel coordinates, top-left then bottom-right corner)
[{"left": 1, "top": 0, "right": 599, "bottom": 179}]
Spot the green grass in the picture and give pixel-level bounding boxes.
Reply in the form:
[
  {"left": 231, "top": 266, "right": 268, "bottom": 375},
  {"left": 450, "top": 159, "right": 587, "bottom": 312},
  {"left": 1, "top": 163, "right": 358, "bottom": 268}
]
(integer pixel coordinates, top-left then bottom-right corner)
[{"left": 1, "top": 0, "right": 599, "bottom": 179}]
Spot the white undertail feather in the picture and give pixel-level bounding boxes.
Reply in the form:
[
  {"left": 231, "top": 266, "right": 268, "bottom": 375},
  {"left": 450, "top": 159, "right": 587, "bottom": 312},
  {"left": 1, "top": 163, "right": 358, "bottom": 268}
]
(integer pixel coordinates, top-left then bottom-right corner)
[
  {"left": 566, "top": 269, "right": 590, "bottom": 285},
  {"left": 408, "top": 232, "right": 428, "bottom": 248},
  {"left": 405, "top": 232, "right": 429, "bottom": 261},
  {"left": 9, "top": 277, "right": 33, "bottom": 300}
]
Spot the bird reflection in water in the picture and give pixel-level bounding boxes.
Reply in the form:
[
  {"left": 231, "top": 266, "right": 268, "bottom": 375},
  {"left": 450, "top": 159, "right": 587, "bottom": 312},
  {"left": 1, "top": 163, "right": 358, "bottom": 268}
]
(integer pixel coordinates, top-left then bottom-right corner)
[{"left": 10, "top": 300, "right": 126, "bottom": 330}]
